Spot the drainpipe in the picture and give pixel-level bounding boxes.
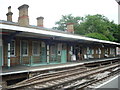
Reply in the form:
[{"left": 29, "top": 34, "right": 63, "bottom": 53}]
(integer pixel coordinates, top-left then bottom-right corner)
[{"left": 8, "top": 42, "right": 11, "bottom": 68}]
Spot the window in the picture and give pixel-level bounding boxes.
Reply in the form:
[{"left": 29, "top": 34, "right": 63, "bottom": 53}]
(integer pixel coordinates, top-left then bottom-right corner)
[
  {"left": 87, "top": 47, "right": 89, "bottom": 54},
  {"left": 89, "top": 49, "right": 93, "bottom": 55},
  {"left": 98, "top": 48, "right": 101, "bottom": 54},
  {"left": 58, "top": 43, "right": 62, "bottom": 55},
  {"left": 32, "top": 41, "right": 40, "bottom": 56},
  {"left": 10, "top": 40, "right": 15, "bottom": 56},
  {"left": 96, "top": 48, "right": 101, "bottom": 54},
  {"left": 50, "top": 44, "right": 56, "bottom": 55},
  {"left": 21, "top": 40, "right": 28, "bottom": 56},
  {"left": 87, "top": 47, "right": 94, "bottom": 55},
  {"left": 91, "top": 49, "right": 94, "bottom": 54},
  {"left": 105, "top": 48, "right": 108, "bottom": 54},
  {"left": 110, "top": 48, "right": 115, "bottom": 55}
]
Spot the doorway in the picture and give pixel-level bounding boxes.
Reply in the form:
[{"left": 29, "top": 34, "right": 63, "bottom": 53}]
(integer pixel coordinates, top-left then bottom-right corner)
[
  {"left": 49, "top": 44, "right": 57, "bottom": 63},
  {"left": 75, "top": 45, "right": 83, "bottom": 60}
]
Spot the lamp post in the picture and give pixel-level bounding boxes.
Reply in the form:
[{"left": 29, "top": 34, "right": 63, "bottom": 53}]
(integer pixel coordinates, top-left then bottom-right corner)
[
  {"left": 116, "top": 0, "right": 120, "bottom": 24},
  {"left": 116, "top": 0, "right": 120, "bottom": 5}
]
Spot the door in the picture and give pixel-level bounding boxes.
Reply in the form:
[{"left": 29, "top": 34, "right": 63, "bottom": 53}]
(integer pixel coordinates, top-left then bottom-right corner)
[
  {"left": 20, "top": 40, "right": 29, "bottom": 64},
  {"left": 40, "top": 42, "right": 47, "bottom": 63},
  {"left": 49, "top": 44, "right": 57, "bottom": 63},
  {"left": 61, "top": 44, "right": 67, "bottom": 63},
  {"left": 61, "top": 50, "right": 67, "bottom": 63}
]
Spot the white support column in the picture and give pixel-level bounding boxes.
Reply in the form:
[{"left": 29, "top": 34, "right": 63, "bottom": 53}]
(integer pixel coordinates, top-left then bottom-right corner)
[
  {"left": 8, "top": 43, "right": 11, "bottom": 68},
  {"left": 98, "top": 48, "right": 101, "bottom": 59},
  {"left": 71, "top": 46, "right": 73, "bottom": 55},
  {"left": 71, "top": 45, "right": 76, "bottom": 61},
  {"left": 116, "top": 47, "right": 118, "bottom": 56},
  {"left": 47, "top": 44, "right": 49, "bottom": 63},
  {"left": 87, "top": 47, "right": 89, "bottom": 59}
]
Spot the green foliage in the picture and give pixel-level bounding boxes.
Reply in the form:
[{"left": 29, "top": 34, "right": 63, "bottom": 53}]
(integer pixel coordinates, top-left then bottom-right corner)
[
  {"left": 85, "top": 33, "right": 109, "bottom": 41},
  {"left": 75, "top": 14, "right": 116, "bottom": 41},
  {"left": 52, "top": 14, "right": 83, "bottom": 31},
  {"left": 77, "top": 14, "right": 109, "bottom": 34},
  {"left": 113, "top": 24, "right": 120, "bottom": 43},
  {"left": 53, "top": 14, "right": 119, "bottom": 42}
]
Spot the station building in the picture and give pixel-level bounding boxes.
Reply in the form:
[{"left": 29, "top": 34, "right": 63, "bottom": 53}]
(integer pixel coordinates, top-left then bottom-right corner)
[{"left": 0, "top": 4, "right": 120, "bottom": 67}]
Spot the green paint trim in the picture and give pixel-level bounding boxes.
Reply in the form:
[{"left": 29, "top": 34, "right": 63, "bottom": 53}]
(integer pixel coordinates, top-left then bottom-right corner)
[
  {"left": 26, "top": 62, "right": 48, "bottom": 66},
  {"left": 61, "top": 50, "right": 67, "bottom": 63},
  {"left": 26, "top": 62, "right": 62, "bottom": 67}
]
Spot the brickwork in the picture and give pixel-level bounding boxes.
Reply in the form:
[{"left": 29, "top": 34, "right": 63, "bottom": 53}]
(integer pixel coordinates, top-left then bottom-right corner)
[
  {"left": 37, "top": 17, "right": 44, "bottom": 27},
  {"left": 6, "top": 6, "right": 13, "bottom": 22},
  {"left": 67, "top": 23, "right": 74, "bottom": 33},
  {"left": 18, "top": 4, "right": 29, "bottom": 26},
  {"left": 2, "top": 38, "right": 117, "bottom": 66}
]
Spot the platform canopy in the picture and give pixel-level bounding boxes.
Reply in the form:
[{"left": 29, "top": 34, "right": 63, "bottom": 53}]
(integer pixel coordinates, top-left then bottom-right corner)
[{"left": 0, "top": 22, "right": 120, "bottom": 46}]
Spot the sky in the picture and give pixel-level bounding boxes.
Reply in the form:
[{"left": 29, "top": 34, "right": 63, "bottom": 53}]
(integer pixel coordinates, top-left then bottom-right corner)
[{"left": 0, "top": 0, "right": 119, "bottom": 28}]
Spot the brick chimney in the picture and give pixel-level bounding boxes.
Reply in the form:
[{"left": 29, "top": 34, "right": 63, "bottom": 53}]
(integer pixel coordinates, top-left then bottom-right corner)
[
  {"left": 6, "top": 6, "right": 13, "bottom": 22},
  {"left": 67, "top": 23, "right": 74, "bottom": 34},
  {"left": 36, "top": 16, "right": 44, "bottom": 27},
  {"left": 18, "top": 4, "right": 29, "bottom": 26}
]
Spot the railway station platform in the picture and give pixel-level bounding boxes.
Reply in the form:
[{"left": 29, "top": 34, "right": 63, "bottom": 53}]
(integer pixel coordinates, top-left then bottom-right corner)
[
  {"left": 1, "top": 57, "right": 120, "bottom": 76},
  {"left": 95, "top": 75, "right": 119, "bottom": 89}
]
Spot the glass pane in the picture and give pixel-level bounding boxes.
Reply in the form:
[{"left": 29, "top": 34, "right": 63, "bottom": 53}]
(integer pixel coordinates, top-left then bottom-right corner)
[
  {"left": 21, "top": 41, "right": 28, "bottom": 55},
  {"left": 10, "top": 41, "right": 15, "bottom": 55},
  {"left": 33, "top": 42, "right": 40, "bottom": 55}
]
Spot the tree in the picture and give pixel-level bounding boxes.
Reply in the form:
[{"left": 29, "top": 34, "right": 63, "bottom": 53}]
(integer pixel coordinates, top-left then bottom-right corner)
[
  {"left": 75, "top": 14, "right": 116, "bottom": 41},
  {"left": 85, "top": 33, "right": 109, "bottom": 41},
  {"left": 113, "top": 24, "right": 120, "bottom": 43},
  {"left": 52, "top": 14, "right": 83, "bottom": 31},
  {"left": 53, "top": 14, "right": 118, "bottom": 42}
]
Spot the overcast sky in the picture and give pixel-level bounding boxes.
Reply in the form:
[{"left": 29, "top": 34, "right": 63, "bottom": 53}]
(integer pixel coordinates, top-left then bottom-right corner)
[{"left": 0, "top": 0, "right": 119, "bottom": 28}]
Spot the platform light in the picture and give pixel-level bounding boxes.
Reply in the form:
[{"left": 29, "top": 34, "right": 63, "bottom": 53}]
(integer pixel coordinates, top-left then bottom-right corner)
[{"left": 116, "top": 0, "right": 120, "bottom": 5}]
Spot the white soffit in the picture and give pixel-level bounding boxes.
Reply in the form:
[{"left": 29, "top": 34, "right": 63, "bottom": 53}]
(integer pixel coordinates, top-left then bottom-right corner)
[{"left": 1, "top": 24, "right": 120, "bottom": 45}]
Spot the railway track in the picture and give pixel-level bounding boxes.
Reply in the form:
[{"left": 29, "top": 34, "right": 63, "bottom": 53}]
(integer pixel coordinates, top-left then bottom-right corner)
[
  {"left": 63, "top": 66, "right": 120, "bottom": 90},
  {"left": 7, "top": 62, "right": 119, "bottom": 90}
]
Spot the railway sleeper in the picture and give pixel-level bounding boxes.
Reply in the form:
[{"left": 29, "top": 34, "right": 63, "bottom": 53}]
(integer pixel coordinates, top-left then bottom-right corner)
[
  {"left": 7, "top": 63, "right": 118, "bottom": 89},
  {"left": 62, "top": 69, "right": 119, "bottom": 90},
  {"left": 38, "top": 64, "right": 119, "bottom": 90}
]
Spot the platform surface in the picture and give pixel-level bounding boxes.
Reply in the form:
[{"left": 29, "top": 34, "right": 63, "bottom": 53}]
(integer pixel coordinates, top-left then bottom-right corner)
[
  {"left": 95, "top": 75, "right": 119, "bottom": 89},
  {"left": 1, "top": 57, "right": 119, "bottom": 76}
]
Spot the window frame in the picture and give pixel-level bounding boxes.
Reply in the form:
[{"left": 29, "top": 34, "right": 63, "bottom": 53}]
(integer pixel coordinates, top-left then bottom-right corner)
[
  {"left": 21, "top": 40, "right": 28, "bottom": 56},
  {"left": 105, "top": 48, "right": 108, "bottom": 54},
  {"left": 91, "top": 49, "right": 94, "bottom": 54},
  {"left": 110, "top": 48, "right": 115, "bottom": 55},
  {"left": 86, "top": 47, "right": 90, "bottom": 54},
  {"left": 96, "top": 48, "right": 101, "bottom": 54},
  {"left": 32, "top": 41, "right": 40, "bottom": 56},
  {"left": 98, "top": 48, "right": 101, "bottom": 54},
  {"left": 10, "top": 40, "right": 16, "bottom": 57}
]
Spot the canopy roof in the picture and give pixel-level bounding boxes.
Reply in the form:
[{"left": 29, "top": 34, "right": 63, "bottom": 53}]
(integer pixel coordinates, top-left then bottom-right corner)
[{"left": 0, "top": 20, "right": 120, "bottom": 46}]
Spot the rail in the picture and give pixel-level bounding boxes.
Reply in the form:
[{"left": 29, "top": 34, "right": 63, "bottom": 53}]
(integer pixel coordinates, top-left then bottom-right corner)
[{"left": 7, "top": 61, "right": 119, "bottom": 89}]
